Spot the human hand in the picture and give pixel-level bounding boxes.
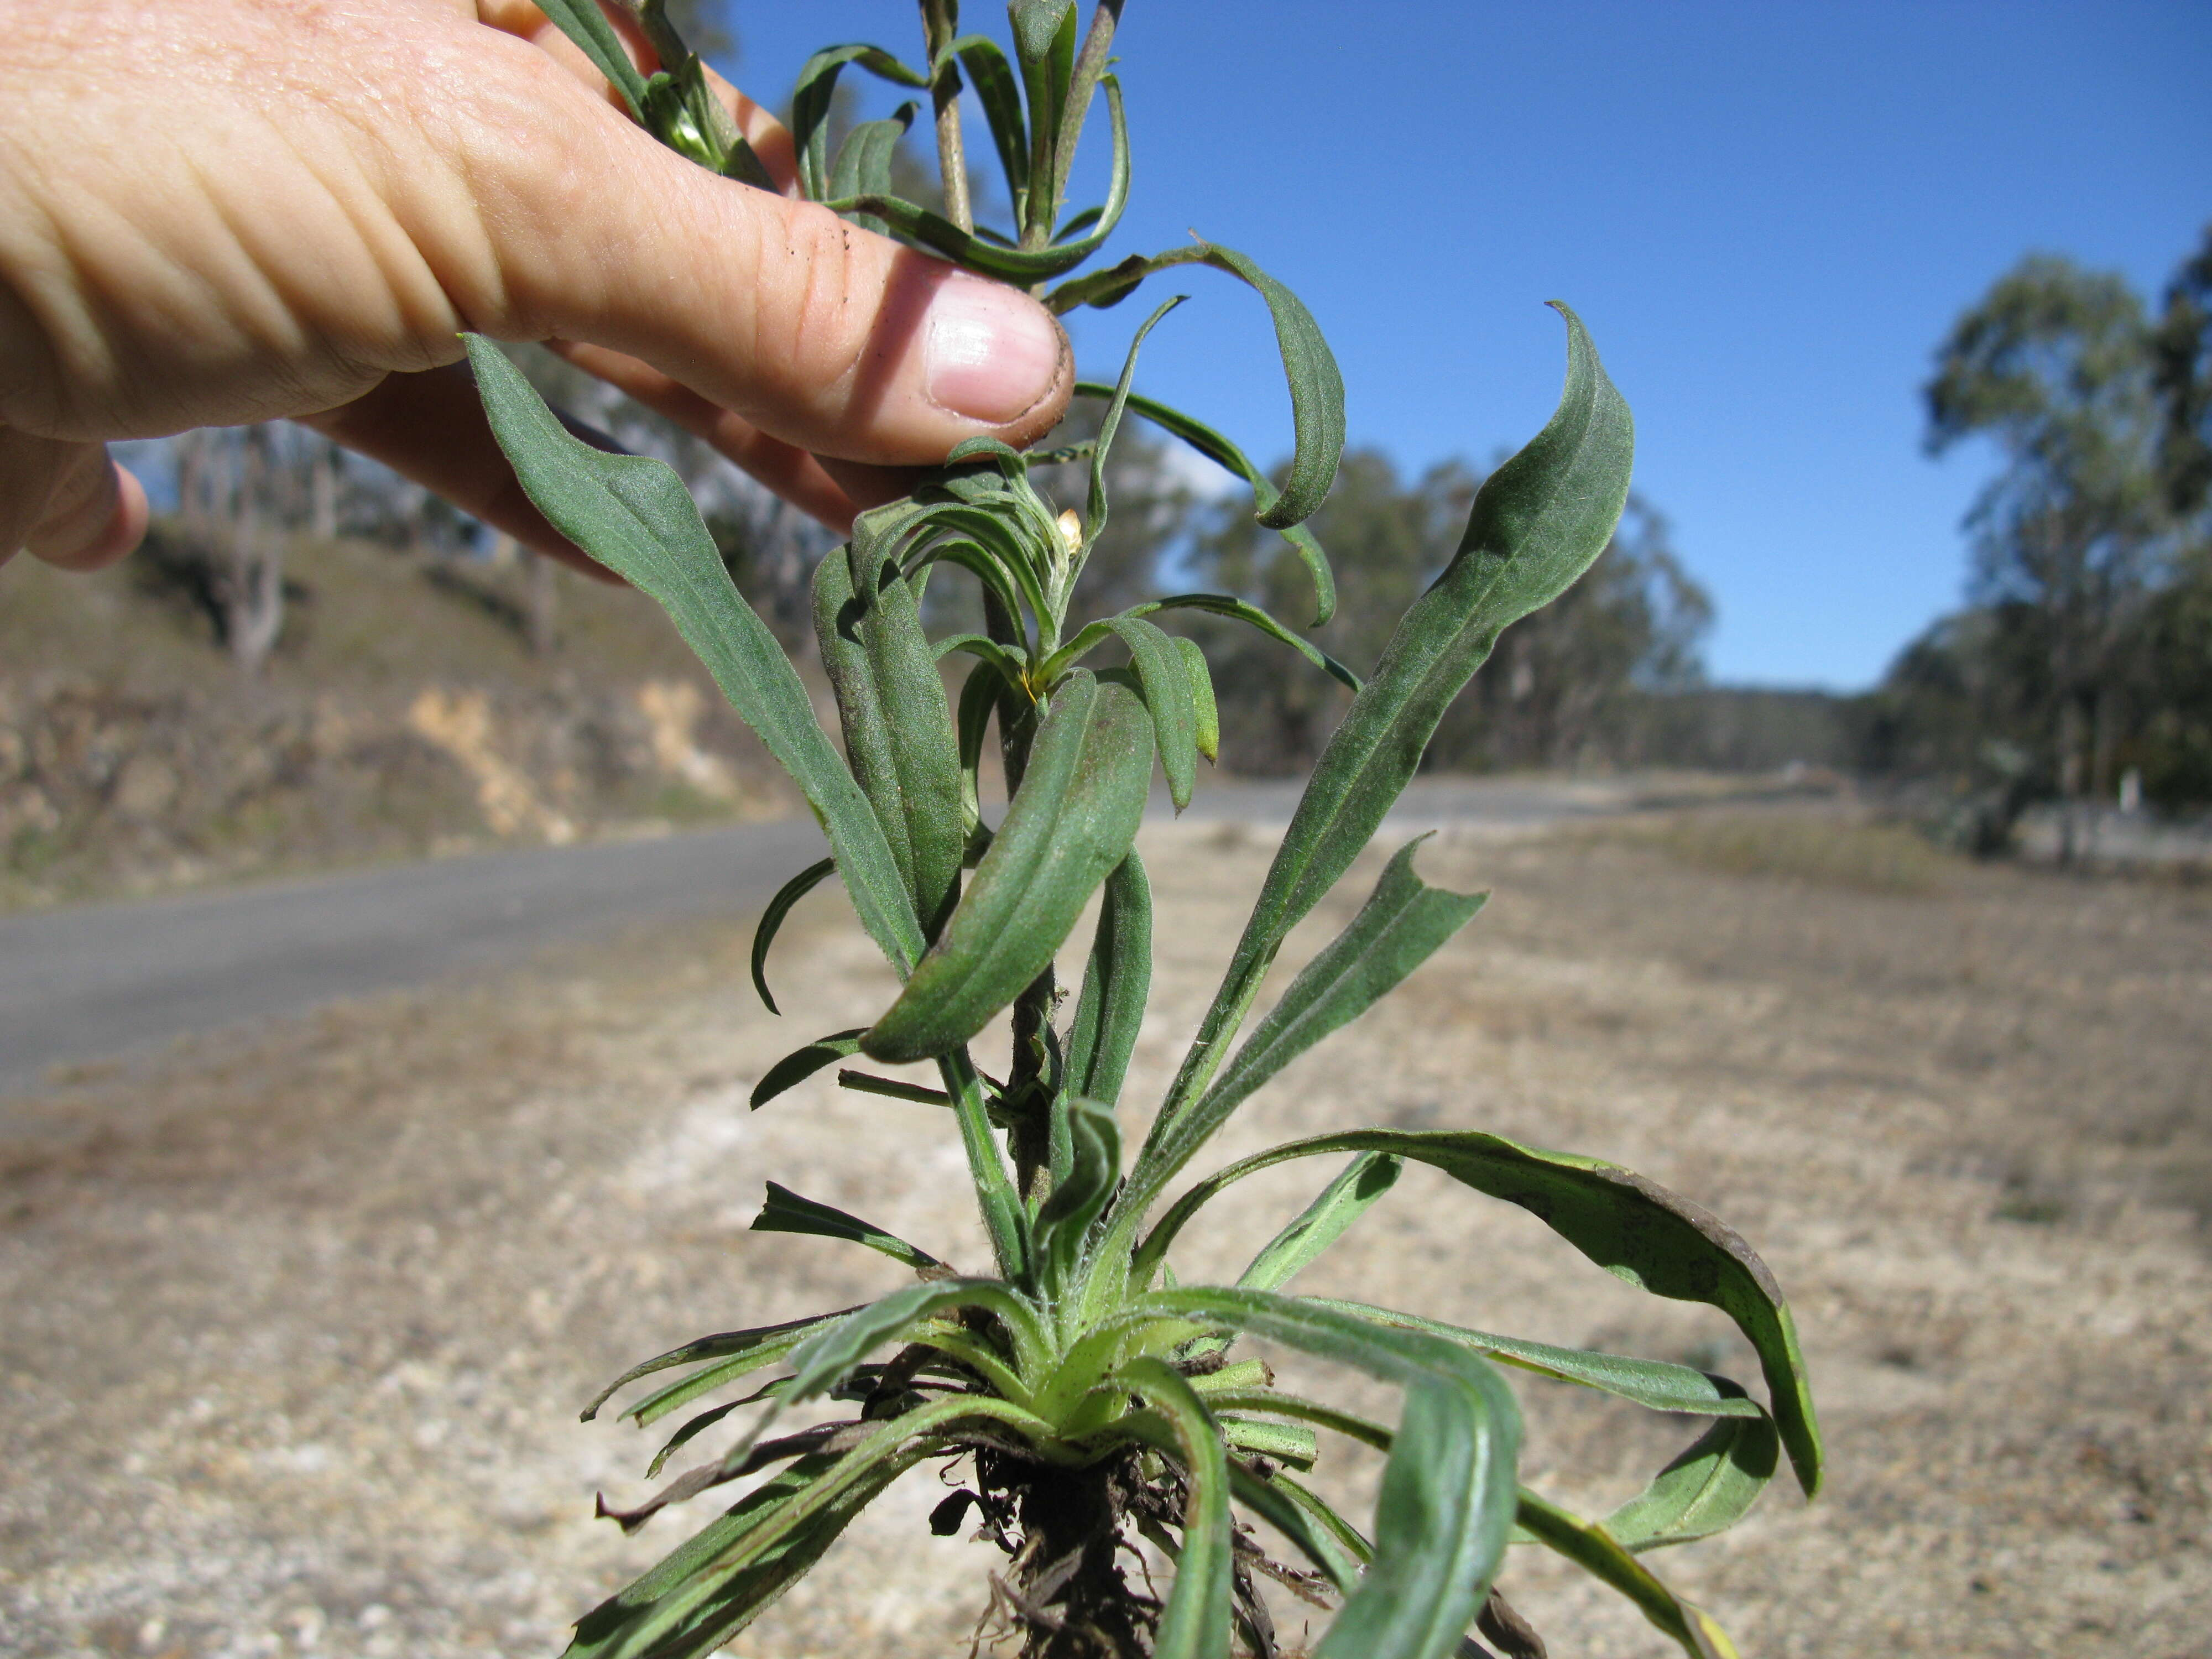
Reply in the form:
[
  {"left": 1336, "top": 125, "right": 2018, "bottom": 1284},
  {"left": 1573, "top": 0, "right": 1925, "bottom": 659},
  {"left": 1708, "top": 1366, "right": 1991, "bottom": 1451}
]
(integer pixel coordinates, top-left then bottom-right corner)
[{"left": 0, "top": 0, "right": 1073, "bottom": 575}]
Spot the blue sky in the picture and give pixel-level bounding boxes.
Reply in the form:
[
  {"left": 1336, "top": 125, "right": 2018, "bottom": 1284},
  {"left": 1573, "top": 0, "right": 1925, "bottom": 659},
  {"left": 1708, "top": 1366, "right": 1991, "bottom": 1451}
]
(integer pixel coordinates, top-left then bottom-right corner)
[{"left": 726, "top": 2, "right": 2210, "bottom": 689}]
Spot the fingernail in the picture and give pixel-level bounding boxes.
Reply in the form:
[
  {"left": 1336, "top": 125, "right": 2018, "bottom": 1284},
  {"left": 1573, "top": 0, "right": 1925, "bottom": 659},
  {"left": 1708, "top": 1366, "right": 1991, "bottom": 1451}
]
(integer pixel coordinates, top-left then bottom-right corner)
[{"left": 925, "top": 273, "right": 1065, "bottom": 425}]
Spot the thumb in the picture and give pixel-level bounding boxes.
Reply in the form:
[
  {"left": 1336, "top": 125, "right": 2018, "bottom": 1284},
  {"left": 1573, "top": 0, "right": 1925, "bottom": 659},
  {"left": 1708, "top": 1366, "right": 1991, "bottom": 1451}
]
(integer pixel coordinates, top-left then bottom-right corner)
[
  {"left": 0, "top": 431, "right": 147, "bottom": 573},
  {"left": 460, "top": 54, "right": 1072, "bottom": 469}
]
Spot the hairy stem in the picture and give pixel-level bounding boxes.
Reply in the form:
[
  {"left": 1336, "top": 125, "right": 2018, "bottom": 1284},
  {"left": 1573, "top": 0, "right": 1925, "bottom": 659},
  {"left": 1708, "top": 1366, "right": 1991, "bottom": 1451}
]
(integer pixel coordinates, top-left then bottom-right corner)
[{"left": 921, "top": 0, "right": 972, "bottom": 233}]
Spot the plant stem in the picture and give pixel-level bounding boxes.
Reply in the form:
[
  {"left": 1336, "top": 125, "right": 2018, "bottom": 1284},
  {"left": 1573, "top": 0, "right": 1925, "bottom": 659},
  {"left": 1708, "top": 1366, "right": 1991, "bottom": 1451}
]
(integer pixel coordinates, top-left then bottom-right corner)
[
  {"left": 1051, "top": 1, "right": 1124, "bottom": 218},
  {"left": 921, "top": 0, "right": 973, "bottom": 233}
]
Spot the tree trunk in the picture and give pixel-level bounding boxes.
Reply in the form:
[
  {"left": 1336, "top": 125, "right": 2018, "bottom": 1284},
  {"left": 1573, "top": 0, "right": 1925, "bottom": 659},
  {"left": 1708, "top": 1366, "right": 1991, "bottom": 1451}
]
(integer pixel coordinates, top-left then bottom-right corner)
[{"left": 226, "top": 429, "right": 285, "bottom": 677}]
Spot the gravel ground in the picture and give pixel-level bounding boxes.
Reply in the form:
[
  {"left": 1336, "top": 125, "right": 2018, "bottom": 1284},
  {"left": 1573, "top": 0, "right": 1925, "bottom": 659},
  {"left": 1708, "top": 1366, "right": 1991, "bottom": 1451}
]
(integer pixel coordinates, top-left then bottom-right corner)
[{"left": 3, "top": 814, "right": 2207, "bottom": 1658}]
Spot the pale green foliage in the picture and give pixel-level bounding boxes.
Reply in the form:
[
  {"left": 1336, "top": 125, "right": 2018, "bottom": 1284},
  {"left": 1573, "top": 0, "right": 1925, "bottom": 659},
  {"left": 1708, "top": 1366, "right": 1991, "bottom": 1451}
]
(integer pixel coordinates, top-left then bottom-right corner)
[{"left": 473, "top": 6, "right": 1821, "bottom": 1656}]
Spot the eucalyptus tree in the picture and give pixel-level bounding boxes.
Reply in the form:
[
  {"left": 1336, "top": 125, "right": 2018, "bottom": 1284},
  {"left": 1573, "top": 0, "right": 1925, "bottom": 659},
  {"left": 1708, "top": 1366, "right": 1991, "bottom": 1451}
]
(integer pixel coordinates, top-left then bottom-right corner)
[{"left": 1926, "top": 254, "right": 2170, "bottom": 850}]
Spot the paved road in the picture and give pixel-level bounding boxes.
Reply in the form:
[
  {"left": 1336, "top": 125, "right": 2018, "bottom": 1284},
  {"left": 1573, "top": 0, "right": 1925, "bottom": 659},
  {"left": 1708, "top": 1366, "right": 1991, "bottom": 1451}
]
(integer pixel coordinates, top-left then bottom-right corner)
[
  {"left": 0, "top": 776, "right": 1654, "bottom": 1102},
  {"left": 0, "top": 819, "right": 827, "bottom": 1102}
]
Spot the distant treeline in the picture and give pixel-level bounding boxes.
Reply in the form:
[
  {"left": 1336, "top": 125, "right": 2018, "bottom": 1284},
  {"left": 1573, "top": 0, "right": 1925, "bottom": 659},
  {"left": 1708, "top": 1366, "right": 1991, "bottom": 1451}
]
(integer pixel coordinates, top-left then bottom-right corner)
[{"left": 107, "top": 220, "right": 2212, "bottom": 823}]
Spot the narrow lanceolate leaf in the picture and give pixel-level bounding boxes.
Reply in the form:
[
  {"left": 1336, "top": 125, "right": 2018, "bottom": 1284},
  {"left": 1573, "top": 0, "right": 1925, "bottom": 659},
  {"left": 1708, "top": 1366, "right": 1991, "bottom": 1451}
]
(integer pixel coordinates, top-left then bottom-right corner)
[
  {"left": 1141, "top": 1288, "right": 1521, "bottom": 1659},
  {"left": 465, "top": 338, "right": 922, "bottom": 978},
  {"left": 534, "top": 0, "right": 651, "bottom": 116},
  {"left": 1072, "top": 384, "right": 1338, "bottom": 625},
  {"left": 589, "top": 1400, "right": 1040, "bottom": 1659},
  {"left": 820, "top": 78, "right": 1130, "bottom": 282},
  {"left": 1128, "top": 837, "right": 1484, "bottom": 1211},
  {"left": 1047, "top": 594, "right": 1358, "bottom": 692},
  {"left": 749, "top": 1030, "right": 868, "bottom": 1111},
  {"left": 783, "top": 1279, "right": 1048, "bottom": 1405},
  {"left": 827, "top": 105, "right": 917, "bottom": 235},
  {"left": 1515, "top": 1488, "right": 1739, "bottom": 1659},
  {"left": 750, "top": 1181, "right": 945, "bottom": 1272},
  {"left": 751, "top": 858, "right": 836, "bottom": 1015},
  {"left": 1085, "top": 298, "right": 1190, "bottom": 560},
  {"left": 580, "top": 1310, "right": 855, "bottom": 1422},
  {"left": 1138, "top": 1129, "right": 1822, "bottom": 1499},
  {"left": 1239, "top": 1153, "right": 1403, "bottom": 1291},
  {"left": 1151, "top": 304, "right": 1630, "bottom": 1135},
  {"left": 1107, "top": 615, "right": 1199, "bottom": 810},
  {"left": 790, "top": 44, "right": 927, "bottom": 202},
  {"left": 816, "top": 519, "right": 966, "bottom": 938},
  {"left": 562, "top": 1449, "right": 920, "bottom": 1659},
  {"left": 940, "top": 34, "right": 1029, "bottom": 212},
  {"left": 1305, "top": 1300, "right": 1769, "bottom": 1422},
  {"left": 1226, "top": 1463, "right": 1364, "bottom": 1593},
  {"left": 863, "top": 671, "right": 1155, "bottom": 1063},
  {"left": 1116, "top": 1358, "right": 1233, "bottom": 1659},
  {"left": 1602, "top": 1414, "right": 1780, "bottom": 1551},
  {"left": 1065, "top": 849, "right": 1152, "bottom": 1106},
  {"left": 1042, "top": 241, "right": 1346, "bottom": 531},
  {"left": 1175, "top": 635, "right": 1220, "bottom": 762}
]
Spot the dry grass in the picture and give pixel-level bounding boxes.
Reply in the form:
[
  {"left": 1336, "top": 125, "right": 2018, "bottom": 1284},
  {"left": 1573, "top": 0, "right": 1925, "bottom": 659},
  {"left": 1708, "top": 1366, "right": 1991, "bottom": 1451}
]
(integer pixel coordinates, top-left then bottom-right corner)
[
  {"left": 2, "top": 815, "right": 2208, "bottom": 1658},
  {"left": 1635, "top": 807, "right": 1965, "bottom": 894}
]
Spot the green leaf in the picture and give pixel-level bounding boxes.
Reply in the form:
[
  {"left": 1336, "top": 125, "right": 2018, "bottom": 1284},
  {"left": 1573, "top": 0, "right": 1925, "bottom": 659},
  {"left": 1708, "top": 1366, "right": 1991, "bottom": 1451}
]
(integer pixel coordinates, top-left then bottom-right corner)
[
  {"left": 1010, "top": 0, "right": 1079, "bottom": 239},
  {"left": 588, "top": 1398, "right": 1042, "bottom": 1659},
  {"left": 827, "top": 104, "right": 918, "bottom": 235},
  {"left": 783, "top": 1279, "right": 1048, "bottom": 1405},
  {"left": 940, "top": 33, "right": 1029, "bottom": 215},
  {"left": 1070, "top": 383, "right": 1338, "bottom": 625},
  {"left": 1138, "top": 1129, "right": 1822, "bottom": 1499},
  {"left": 1046, "top": 594, "right": 1358, "bottom": 692},
  {"left": 1065, "top": 849, "right": 1152, "bottom": 1106},
  {"left": 1217, "top": 1414, "right": 1319, "bottom": 1469},
  {"left": 1128, "top": 837, "right": 1484, "bottom": 1212},
  {"left": 790, "top": 44, "right": 927, "bottom": 202},
  {"left": 1149, "top": 304, "right": 1630, "bottom": 1141},
  {"left": 1175, "top": 634, "right": 1220, "bottom": 763},
  {"left": 816, "top": 515, "right": 967, "bottom": 939},
  {"left": 1107, "top": 615, "right": 1198, "bottom": 810},
  {"left": 638, "top": 54, "right": 774, "bottom": 186},
  {"left": 1603, "top": 1413, "right": 1780, "bottom": 1552},
  {"left": 580, "top": 1310, "right": 854, "bottom": 1423},
  {"left": 835, "top": 1068, "right": 954, "bottom": 1108},
  {"left": 533, "top": 0, "right": 651, "bottom": 117},
  {"left": 645, "top": 1391, "right": 773, "bottom": 1480},
  {"left": 465, "top": 337, "right": 924, "bottom": 979},
  {"left": 1117, "top": 1357, "right": 1233, "bottom": 1659},
  {"left": 563, "top": 1449, "right": 921, "bottom": 1659},
  {"left": 1044, "top": 241, "right": 1345, "bottom": 531},
  {"left": 749, "top": 1030, "right": 868, "bottom": 1111},
  {"left": 1085, "top": 298, "right": 1190, "bottom": 559},
  {"left": 950, "top": 657, "right": 1006, "bottom": 851},
  {"left": 819, "top": 76, "right": 1128, "bottom": 282},
  {"left": 863, "top": 670, "right": 1155, "bottom": 1063},
  {"left": 751, "top": 858, "right": 836, "bottom": 1015},
  {"left": 1515, "top": 1488, "right": 1740, "bottom": 1659},
  {"left": 1034, "top": 1098, "right": 1120, "bottom": 1296},
  {"left": 1239, "top": 1153, "right": 1403, "bottom": 1292},
  {"left": 937, "top": 1049, "right": 1034, "bottom": 1285},
  {"left": 1198, "top": 1385, "right": 1392, "bottom": 1454},
  {"left": 1226, "top": 1463, "right": 1364, "bottom": 1593},
  {"left": 750, "top": 1181, "right": 945, "bottom": 1272},
  {"left": 1141, "top": 1288, "right": 1521, "bottom": 1659},
  {"left": 1303, "top": 1300, "right": 1768, "bottom": 1421}
]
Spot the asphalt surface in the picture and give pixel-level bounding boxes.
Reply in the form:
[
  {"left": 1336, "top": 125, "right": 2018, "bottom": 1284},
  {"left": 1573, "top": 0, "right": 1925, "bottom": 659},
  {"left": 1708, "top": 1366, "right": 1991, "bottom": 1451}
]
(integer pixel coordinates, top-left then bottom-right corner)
[
  {"left": 0, "top": 818, "right": 827, "bottom": 1104},
  {"left": 0, "top": 776, "right": 1646, "bottom": 1104}
]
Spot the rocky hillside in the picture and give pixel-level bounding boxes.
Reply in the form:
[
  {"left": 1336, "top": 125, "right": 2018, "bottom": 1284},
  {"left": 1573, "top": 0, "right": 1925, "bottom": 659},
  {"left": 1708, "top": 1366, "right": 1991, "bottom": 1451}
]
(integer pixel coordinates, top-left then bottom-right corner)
[{"left": 0, "top": 530, "right": 796, "bottom": 910}]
